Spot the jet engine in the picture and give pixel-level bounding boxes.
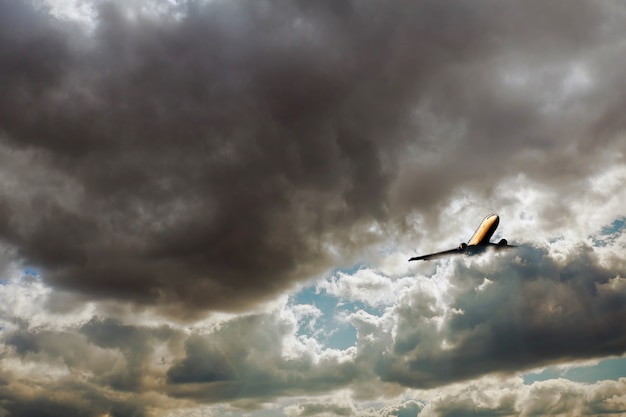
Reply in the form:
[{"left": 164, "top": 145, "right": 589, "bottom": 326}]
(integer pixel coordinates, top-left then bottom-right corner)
[
  {"left": 459, "top": 243, "right": 468, "bottom": 251},
  {"left": 498, "top": 238, "right": 508, "bottom": 246}
]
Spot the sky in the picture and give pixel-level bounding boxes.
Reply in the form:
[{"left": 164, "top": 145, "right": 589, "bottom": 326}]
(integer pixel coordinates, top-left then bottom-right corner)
[{"left": 0, "top": 0, "right": 626, "bottom": 416}]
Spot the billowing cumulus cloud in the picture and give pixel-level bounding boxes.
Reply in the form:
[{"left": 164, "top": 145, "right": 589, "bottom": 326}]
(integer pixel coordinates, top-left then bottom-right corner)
[
  {"left": 1, "top": 0, "right": 626, "bottom": 416},
  {"left": 4, "top": 242, "right": 626, "bottom": 415},
  {"left": 375, "top": 245, "right": 626, "bottom": 388},
  {"left": 164, "top": 313, "right": 360, "bottom": 403},
  {"left": 417, "top": 376, "right": 626, "bottom": 417}
]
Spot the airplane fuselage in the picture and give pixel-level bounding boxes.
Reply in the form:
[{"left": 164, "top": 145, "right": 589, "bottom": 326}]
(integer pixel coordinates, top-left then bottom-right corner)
[{"left": 467, "top": 214, "right": 499, "bottom": 246}]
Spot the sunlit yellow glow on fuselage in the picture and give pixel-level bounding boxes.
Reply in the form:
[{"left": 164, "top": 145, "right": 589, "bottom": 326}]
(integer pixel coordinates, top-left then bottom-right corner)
[{"left": 467, "top": 214, "right": 499, "bottom": 246}]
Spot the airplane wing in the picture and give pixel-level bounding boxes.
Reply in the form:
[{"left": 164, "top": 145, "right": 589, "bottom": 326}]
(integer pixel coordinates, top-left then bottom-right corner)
[{"left": 408, "top": 248, "right": 461, "bottom": 261}]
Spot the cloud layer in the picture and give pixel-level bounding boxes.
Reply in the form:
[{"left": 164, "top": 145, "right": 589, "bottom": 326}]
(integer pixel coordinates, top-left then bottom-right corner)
[
  {"left": 1, "top": 0, "right": 626, "bottom": 416},
  {"left": 2, "top": 242, "right": 626, "bottom": 415},
  {"left": 1, "top": 0, "right": 625, "bottom": 316}
]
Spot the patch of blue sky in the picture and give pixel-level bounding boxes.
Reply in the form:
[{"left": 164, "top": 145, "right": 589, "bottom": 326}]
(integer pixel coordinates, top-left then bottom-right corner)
[
  {"left": 326, "top": 323, "right": 357, "bottom": 350},
  {"left": 326, "top": 262, "right": 368, "bottom": 278},
  {"left": 291, "top": 278, "right": 385, "bottom": 350},
  {"left": 601, "top": 217, "right": 626, "bottom": 235},
  {"left": 290, "top": 286, "right": 355, "bottom": 350},
  {"left": 22, "top": 267, "right": 40, "bottom": 277},
  {"left": 592, "top": 216, "right": 626, "bottom": 247},
  {"left": 523, "top": 356, "right": 626, "bottom": 384}
]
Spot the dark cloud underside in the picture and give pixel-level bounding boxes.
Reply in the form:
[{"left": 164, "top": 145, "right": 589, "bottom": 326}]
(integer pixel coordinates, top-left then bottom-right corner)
[{"left": 0, "top": 0, "right": 624, "bottom": 318}]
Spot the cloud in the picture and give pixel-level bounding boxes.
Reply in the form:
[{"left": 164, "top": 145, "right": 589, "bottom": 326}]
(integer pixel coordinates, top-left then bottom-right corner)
[
  {"left": 353, "top": 245, "right": 626, "bottom": 389},
  {"left": 1, "top": 241, "right": 626, "bottom": 415},
  {"left": 0, "top": 374, "right": 150, "bottom": 417},
  {"left": 418, "top": 376, "right": 626, "bottom": 417},
  {"left": 165, "top": 311, "right": 361, "bottom": 405},
  {"left": 317, "top": 268, "right": 412, "bottom": 308},
  {"left": 0, "top": 0, "right": 411, "bottom": 315},
  {"left": 284, "top": 402, "right": 357, "bottom": 417},
  {"left": 0, "top": 0, "right": 624, "bottom": 319},
  {"left": 161, "top": 243, "right": 626, "bottom": 404},
  {"left": 2, "top": 0, "right": 626, "bottom": 415}
]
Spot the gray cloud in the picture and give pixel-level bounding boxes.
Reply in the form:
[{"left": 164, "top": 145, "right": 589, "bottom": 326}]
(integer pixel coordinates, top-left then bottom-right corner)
[
  {"left": 80, "top": 317, "right": 180, "bottom": 391},
  {"left": 285, "top": 402, "right": 357, "bottom": 417},
  {"left": 165, "top": 313, "right": 359, "bottom": 404},
  {"left": 3, "top": 316, "right": 180, "bottom": 393},
  {"left": 0, "top": 0, "right": 412, "bottom": 314},
  {"left": 0, "top": 314, "right": 183, "bottom": 416},
  {"left": 375, "top": 245, "right": 626, "bottom": 388},
  {"left": 0, "top": 0, "right": 624, "bottom": 317},
  {"left": 0, "top": 368, "right": 149, "bottom": 417},
  {"left": 421, "top": 378, "right": 626, "bottom": 417},
  {"left": 2, "top": 0, "right": 626, "bottom": 414},
  {"left": 1, "top": 244, "right": 625, "bottom": 414}
]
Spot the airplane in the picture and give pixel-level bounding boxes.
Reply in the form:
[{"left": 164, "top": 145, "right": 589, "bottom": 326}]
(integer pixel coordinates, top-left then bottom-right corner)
[{"left": 409, "top": 214, "right": 516, "bottom": 261}]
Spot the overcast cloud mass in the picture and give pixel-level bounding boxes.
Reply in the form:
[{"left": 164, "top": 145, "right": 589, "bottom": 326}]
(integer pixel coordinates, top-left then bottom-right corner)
[{"left": 1, "top": 0, "right": 626, "bottom": 416}]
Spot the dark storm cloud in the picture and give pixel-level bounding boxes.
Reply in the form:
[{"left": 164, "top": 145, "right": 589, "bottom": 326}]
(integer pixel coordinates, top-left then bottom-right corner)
[
  {"left": 80, "top": 317, "right": 180, "bottom": 391},
  {"left": 0, "top": 317, "right": 185, "bottom": 417},
  {"left": 4, "top": 1, "right": 626, "bottom": 415},
  {"left": 0, "top": 375, "right": 148, "bottom": 417},
  {"left": 377, "top": 245, "right": 626, "bottom": 388},
  {"left": 0, "top": 0, "right": 421, "bottom": 314},
  {"left": 3, "top": 317, "right": 181, "bottom": 393},
  {"left": 1, "top": 0, "right": 625, "bottom": 317}
]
